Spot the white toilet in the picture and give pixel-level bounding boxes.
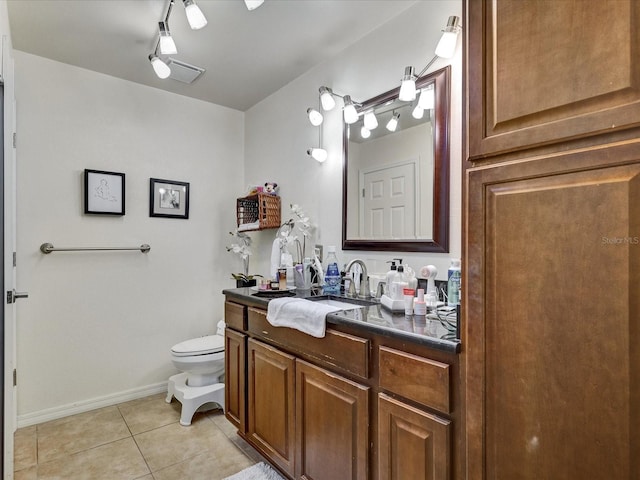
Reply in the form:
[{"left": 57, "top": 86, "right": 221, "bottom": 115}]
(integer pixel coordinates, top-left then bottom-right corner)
[{"left": 166, "top": 320, "right": 226, "bottom": 426}]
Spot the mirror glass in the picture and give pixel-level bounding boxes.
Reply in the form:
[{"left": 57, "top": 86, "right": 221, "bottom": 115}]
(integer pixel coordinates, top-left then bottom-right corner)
[{"left": 342, "top": 66, "right": 450, "bottom": 253}]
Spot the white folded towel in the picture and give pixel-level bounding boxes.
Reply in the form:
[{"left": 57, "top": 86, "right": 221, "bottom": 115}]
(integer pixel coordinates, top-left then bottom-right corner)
[{"left": 266, "top": 298, "right": 341, "bottom": 338}]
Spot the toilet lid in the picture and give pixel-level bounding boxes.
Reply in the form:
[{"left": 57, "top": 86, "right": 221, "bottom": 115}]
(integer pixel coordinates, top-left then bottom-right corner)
[{"left": 171, "top": 335, "right": 224, "bottom": 357}]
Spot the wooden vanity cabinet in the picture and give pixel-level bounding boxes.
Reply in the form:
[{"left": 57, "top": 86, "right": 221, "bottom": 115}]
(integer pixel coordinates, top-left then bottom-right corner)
[{"left": 224, "top": 298, "right": 459, "bottom": 480}]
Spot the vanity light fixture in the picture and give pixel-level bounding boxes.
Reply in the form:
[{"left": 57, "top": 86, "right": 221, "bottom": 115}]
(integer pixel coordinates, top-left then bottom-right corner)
[
  {"left": 307, "top": 97, "right": 328, "bottom": 162},
  {"left": 412, "top": 106, "right": 424, "bottom": 119},
  {"left": 149, "top": 54, "right": 171, "bottom": 79},
  {"left": 360, "top": 126, "right": 371, "bottom": 139},
  {"left": 307, "top": 148, "right": 328, "bottom": 163},
  {"left": 398, "top": 66, "right": 417, "bottom": 101},
  {"left": 244, "top": 0, "right": 265, "bottom": 10},
  {"left": 386, "top": 112, "right": 400, "bottom": 132},
  {"left": 307, "top": 107, "right": 323, "bottom": 126},
  {"left": 319, "top": 86, "right": 336, "bottom": 111},
  {"left": 183, "top": 0, "right": 207, "bottom": 30},
  {"left": 343, "top": 95, "right": 359, "bottom": 125},
  {"left": 363, "top": 110, "right": 378, "bottom": 130},
  {"left": 159, "top": 21, "right": 177, "bottom": 55},
  {"left": 399, "top": 15, "right": 461, "bottom": 94}
]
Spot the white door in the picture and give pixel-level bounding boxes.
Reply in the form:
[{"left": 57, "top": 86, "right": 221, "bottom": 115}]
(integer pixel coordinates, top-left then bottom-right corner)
[
  {"left": 360, "top": 161, "right": 417, "bottom": 239},
  {"left": 3, "top": 38, "right": 17, "bottom": 479}
]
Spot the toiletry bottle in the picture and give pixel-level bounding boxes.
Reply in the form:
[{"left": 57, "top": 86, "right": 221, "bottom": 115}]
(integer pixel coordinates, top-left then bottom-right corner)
[
  {"left": 392, "top": 265, "right": 409, "bottom": 300},
  {"left": 447, "top": 259, "right": 461, "bottom": 306},
  {"left": 414, "top": 288, "right": 427, "bottom": 316},
  {"left": 323, "top": 246, "right": 341, "bottom": 294},
  {"left": 385, "top": 260, "right": 398, "bottom": 296}
]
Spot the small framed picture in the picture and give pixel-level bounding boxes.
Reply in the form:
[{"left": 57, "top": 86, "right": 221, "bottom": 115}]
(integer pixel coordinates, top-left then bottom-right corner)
[
  {"left": 84, "top": 169, "right": 125, "bottom": 216},
  {"left": 149, "top": 178, "right": 190, "bottom": 219}
]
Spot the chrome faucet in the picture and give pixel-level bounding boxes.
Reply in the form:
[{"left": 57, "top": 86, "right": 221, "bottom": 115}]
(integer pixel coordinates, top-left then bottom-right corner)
[{"left": 344, "top": 259, "right": 371, "bottom": 299}]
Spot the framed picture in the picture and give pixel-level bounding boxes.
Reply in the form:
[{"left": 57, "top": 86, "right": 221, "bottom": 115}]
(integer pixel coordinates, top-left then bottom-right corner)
[
  {"left": 84, "top": 169, "right": 125, "bottom": 215},
  {"left": 149, "top": 178, "right": 190, "bottom": 219}
]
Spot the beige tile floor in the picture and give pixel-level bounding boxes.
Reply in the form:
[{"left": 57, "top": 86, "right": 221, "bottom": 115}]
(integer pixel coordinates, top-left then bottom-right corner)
[{"left": 13, "top": 393, "right": 263, "bottom": 480}]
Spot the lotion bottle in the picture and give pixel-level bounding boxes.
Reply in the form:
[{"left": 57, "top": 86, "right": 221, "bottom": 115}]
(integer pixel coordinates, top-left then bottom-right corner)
[{"left": 414, "top": 288, "right": 427, "bottom": 316}]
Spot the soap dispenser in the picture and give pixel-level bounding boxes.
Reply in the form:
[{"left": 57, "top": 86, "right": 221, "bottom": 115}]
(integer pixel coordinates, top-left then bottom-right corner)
[{"left": 385, "top": 260, "right": 399, "bottom": 295}]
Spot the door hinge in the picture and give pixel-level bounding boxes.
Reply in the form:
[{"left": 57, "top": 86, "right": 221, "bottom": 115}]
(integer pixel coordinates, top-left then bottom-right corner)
[
  {"left": 13, "top": 369, "right": 16, "bottom": 387},
  {"left": 13, "top": 251, "right": 16, "bottom": 267},
  {"left": 362, "top": 188, "right": 365, "bottom": 198},
  {"left": 12, "top": 132, "right": 16, "bottom": 148},
  {"left": 6, "top": 290, "right": 12, "bottom": 304}
]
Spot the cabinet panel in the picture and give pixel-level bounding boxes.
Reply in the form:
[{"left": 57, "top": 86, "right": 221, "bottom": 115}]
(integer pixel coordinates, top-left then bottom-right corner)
[
  {"left": 467, "top": 0, "right": 640, "bottom": 159},
  {"left": 465, "top": 154, "right": 640, "bottom": 479},
  {"left": 224, "top": 328, "right": 246, "bottom": 431},
  {"left": 378, "top": 393, "right": 450, "bottom": 480},
  {"left": 247, "top": 338, "right": 296, "bottom": 476},
  {"left": 248, "top": 307, "right": 370, "bottom": 379},
  {"left": 379, "top": 346, "right": 450, "bottom": 414},
  {"left": 225, "top": 301, "right": 246, "bottom": 331},
  {"left": 295, "top": 359, "right": 369, "bottom": 480}
]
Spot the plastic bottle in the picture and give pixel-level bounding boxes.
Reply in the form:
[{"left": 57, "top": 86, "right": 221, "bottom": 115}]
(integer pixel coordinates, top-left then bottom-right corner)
[
  {"left": 392, "top": 265, "right": 409, "bottom": 300},
  {"left": 447, "top": 259, "right": 461, "bottom": 306},
  {"left": 414, "top": 288, "right": 427, "bottom": 316},
  {"left": 385, "top": 260, "right": 398, "bottom": 296},
  {"left": 322, "top": 246, "right": 341, "bottom": 294}
]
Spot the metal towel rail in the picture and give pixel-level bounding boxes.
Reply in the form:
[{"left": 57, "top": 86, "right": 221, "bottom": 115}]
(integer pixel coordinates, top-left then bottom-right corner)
[{"left": 40, "top": 243, "right": 150, "bottom": 254}]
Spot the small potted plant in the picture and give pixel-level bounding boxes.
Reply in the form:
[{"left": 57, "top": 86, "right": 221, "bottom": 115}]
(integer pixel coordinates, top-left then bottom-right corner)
[{"left": 226, "top": 230, "right": 262, "bottom": 287}]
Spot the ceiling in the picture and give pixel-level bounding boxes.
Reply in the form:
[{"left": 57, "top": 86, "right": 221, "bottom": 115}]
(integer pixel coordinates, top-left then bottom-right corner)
[{"left": 7, "top": 0, "right": 419, "bottom": 111}]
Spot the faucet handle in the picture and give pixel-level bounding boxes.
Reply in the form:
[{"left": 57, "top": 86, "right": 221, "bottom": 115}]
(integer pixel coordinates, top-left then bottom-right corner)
[
  {"left": 360, "top": 276, "right": 371, "bottom": 299},
  {"left": 376, "top": 281, "right": 386, "bottom": 299},
  {"left": 347, "top": 275, "right": 357, "bottom": 297}
]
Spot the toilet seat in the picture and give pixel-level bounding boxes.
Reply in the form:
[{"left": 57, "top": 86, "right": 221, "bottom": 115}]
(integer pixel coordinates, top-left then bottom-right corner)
[{"left": 171, "top": 335, "right": 224, "bottom": 357}]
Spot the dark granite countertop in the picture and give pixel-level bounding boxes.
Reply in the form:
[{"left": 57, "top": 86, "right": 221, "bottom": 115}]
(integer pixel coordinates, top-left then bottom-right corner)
[{"left": 223, "top": 287, "right": 461, "bottom": 354}]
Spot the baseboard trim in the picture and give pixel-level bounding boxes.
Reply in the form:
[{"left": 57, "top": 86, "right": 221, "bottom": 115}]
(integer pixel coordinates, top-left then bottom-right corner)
[{"left": 17, "top": 382, "right": 168, "bottom": 428}]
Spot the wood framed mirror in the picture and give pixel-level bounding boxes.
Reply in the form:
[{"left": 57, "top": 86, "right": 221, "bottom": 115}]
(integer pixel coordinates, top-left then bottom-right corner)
[{"left": 342, "top": 66, "right": 450, "bottom": 253}]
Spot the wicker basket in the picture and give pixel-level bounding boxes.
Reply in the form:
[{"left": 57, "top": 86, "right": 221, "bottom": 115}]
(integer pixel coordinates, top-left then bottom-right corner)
[{"left": 236, "top": 193, "right": 281, "bottom": 231}]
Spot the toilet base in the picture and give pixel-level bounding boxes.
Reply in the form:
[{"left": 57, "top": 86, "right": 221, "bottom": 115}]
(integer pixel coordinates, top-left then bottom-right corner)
[{"left": 166, "top": 372, "right": 225, "bottom": 426}]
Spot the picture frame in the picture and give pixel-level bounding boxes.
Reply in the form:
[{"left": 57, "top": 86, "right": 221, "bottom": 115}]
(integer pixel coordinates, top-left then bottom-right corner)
[
  {"left": 84, "top": 169, "right": 125, "bottom": 215},
  {"left": 149, "top": 178, "right": 190, "bottom": 219}
]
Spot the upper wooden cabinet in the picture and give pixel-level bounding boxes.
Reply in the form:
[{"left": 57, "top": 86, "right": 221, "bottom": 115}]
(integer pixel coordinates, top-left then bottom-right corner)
[{"left": 467, "top": 0, "right": 640, "bottom": 159}]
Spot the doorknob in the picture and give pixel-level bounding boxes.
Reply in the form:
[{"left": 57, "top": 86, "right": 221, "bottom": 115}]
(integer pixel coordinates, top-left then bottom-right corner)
[{"left": 6, "top": 290, "right": 28, "bottom": 304}]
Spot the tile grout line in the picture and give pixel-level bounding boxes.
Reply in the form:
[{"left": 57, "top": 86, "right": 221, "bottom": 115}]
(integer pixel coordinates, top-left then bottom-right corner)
[{"left": 116, "top": 402, "right": 154, "bottom": 478}]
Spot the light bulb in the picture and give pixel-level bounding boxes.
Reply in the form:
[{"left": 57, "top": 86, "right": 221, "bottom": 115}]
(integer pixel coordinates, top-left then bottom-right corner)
[
  {"left": 360, "top": 126, "right": 371, "bottom": 139},
  {"left": 435, "top": 16, "right": 460, "bottom": 58},
  {"left": 244, "top": 0, "right": 264, "bottom": 10},
  {"left": 307, "top": 148, "right": 328, "bottom": 163},
  {"left": 412, "top": 106, "right": 424, "bottom": 119},
  {"left": 363, "top": 111, "right": 378, "bottom": 130},
  {"left": 343, "top": 95, "right": 359, "bottom": 125},
  {"left": 398, "top": 66, "right": 416, "bottom": 101},
  {"left": 307, "top": 108, "right": 323, "bottom": 126},
  {"left": 158, "top": 22, "right": 177, "bottom": 55},
  {"left": 183, "top": 0, "right": 207, "bottom": 30},
  {"left": 386, "top": 112, "right": 399, "bottom": 132},
  {"left": 319, "top": 86, "right": 336, "bottom": 111},
  {"left": 418, "top": 85, "right": 435, "bottom": 109},
  {"left": 149, "top": 54, "right": 171, "bottom": 79}
]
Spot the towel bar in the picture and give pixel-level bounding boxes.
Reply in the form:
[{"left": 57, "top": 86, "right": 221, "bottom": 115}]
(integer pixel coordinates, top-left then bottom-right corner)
[{"left": 40, "top": 243, "right": 150, "bottom": 254}]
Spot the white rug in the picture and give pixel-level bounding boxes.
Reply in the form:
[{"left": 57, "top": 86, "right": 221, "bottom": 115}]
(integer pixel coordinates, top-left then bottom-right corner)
[{"left": 223, "top": 462, "right": 286, "bottom": 480}]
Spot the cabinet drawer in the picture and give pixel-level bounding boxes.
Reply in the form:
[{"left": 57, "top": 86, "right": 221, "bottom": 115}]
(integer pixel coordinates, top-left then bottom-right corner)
[
  {"left": 248, "top": 307, "right": 370, "bottom": 380},
  {"left": 225, "top": 301, "right": 247, "bottom": 331},
  {"left": 379, "top": 346, "right": 450, "bottom": 414}
]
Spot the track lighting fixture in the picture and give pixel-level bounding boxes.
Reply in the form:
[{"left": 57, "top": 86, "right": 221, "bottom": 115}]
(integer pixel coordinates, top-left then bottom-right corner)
[
  {"left": 158, "top": 21, "right": 177, "bottom": 55},
  {"left": 398, "top": 15, "right": 461, "bottom": 94},
  {"left": 183, "top": 0, "right": 207, "bottom": 30},
  {"left": 386, "top": 112, "right": 400, "bottom": 132},
  {"left": 343, "top": 95, "right": 359, "bottom": 125},
  {"left": 319, "top": 86, "right": 336, "bottom": 111},
  {"left": 244, "top": 0, "right": 265, "bottom": 10},
  {"left": 399, "top": 66, "right": 416, "bottom": 102},
  {"left": 417, "top": 84, "right": 435, "bottom": 110},
  {"left": 412, "top": 106, "right": 424, "bottom": 119},
  {"left": 360, "top": 126, "right": 371, "bottom": 139}
]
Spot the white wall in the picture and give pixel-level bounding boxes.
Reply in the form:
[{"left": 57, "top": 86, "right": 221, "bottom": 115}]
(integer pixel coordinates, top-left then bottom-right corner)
[
  {"left": 245, "top": 0, "right": 462, "bottom": 278},
  {"left": 14, "top": 52, "right": 244, "bottom": 423}
]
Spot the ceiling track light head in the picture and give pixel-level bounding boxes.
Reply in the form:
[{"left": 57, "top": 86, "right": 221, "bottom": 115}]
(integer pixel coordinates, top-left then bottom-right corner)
[{"left": 183, "top": 0, "right": 208, "bottom": 30}]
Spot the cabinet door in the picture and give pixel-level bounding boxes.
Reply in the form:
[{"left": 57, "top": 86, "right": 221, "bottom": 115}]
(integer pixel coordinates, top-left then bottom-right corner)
[
  {"left": 465, "top": 150, "right": 640, "bottom": 479},
  {"left": 247, "top": 338, "right": 296, "bottom": 476},
  {"left": 467, "top": 0, "right": 640, "bottom": 159},
  {"left": 295, "top": 359, "right": 369, "bottom": 480},
  {"left": 224, "top": 328, "right": 246, "bottom": 431},
  {"left": 378, "top": 393, "right": 450, "bottom": 480}
]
